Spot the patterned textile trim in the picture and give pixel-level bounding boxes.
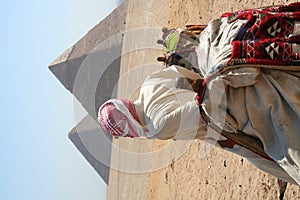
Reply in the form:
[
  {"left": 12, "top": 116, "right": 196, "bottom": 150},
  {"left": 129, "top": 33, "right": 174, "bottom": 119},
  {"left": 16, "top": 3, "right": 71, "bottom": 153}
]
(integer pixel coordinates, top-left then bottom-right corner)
[{"left": 223, "top": 2, "right": 300, "bottom": 67}]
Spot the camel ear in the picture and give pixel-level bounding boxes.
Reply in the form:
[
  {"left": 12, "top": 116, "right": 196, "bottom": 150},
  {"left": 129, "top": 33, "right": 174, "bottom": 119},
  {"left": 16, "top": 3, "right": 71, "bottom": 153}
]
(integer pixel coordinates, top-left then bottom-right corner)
[{"left": 157, "top": 57, "right": 166, "bottom": 62}]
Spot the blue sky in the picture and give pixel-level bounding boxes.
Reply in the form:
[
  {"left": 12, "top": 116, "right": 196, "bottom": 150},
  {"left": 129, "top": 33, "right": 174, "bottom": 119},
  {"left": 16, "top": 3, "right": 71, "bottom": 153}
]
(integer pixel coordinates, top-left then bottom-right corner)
[{"left": 0, "top": 0, "right": 123, "bottom": 199}]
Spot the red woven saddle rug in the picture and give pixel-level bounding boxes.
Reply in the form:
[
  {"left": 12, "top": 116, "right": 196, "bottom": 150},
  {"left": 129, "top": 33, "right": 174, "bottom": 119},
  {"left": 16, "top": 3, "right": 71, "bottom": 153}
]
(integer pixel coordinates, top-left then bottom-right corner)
[{"left": 223, "top": 2, "right": 300, "bottom": 66}]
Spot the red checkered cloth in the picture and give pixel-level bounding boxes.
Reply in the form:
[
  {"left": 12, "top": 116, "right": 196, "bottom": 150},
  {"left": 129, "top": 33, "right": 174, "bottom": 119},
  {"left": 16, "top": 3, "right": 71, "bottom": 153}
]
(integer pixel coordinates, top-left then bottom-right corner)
[{"left": 98, "top": 99, "right": 145, "bottom": 137}]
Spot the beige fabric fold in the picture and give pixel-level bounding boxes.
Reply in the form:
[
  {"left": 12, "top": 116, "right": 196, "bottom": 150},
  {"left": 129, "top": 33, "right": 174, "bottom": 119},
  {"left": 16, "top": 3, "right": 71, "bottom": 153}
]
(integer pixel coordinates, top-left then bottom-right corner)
[{"left": 202, "top": 67, "right": 300, "bottom": 185}]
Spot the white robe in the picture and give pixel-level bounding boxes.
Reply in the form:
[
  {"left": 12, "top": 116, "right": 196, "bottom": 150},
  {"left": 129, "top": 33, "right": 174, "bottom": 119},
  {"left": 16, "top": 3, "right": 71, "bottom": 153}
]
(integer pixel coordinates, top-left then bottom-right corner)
[
  {"left": 134, "top": 65, "right": 206, "bottom": 140},
  {"left": 197, "top": 17, "right": 300, "bottom": 185},
  {"left": 133, "top": 65, "right": 299, "bottom": 185}
]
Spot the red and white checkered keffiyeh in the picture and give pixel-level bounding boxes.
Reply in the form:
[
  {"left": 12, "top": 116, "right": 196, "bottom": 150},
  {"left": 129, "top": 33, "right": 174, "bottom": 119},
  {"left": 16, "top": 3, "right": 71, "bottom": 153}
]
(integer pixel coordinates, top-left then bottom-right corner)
[{"left": 98, "top": 99, "right": 147, "bottom": 138}]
